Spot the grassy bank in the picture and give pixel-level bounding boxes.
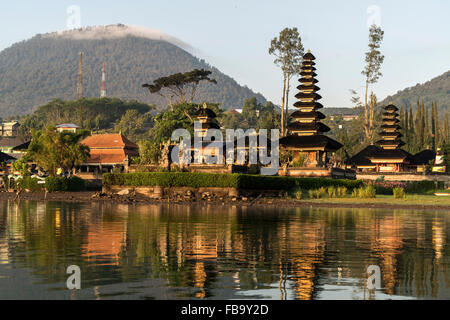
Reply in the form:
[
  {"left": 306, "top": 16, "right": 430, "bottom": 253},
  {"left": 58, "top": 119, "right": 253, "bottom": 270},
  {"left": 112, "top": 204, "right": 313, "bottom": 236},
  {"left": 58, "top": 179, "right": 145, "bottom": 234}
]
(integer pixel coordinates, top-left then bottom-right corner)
[{"left": 300, "top": 194, "right": 450, "bottom": 207}]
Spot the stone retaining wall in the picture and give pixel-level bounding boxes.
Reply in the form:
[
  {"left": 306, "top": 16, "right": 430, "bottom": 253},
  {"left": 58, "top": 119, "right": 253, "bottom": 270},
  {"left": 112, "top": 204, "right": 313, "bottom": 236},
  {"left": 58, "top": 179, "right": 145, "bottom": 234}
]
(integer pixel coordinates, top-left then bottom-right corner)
[{"left": 103, "top": 185, "right": 284, "bottom": 199}]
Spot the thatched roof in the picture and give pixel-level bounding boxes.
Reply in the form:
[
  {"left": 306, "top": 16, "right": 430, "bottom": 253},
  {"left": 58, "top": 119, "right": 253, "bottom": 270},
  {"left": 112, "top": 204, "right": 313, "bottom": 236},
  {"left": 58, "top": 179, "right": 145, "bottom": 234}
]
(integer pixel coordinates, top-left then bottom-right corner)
[
  {"left": 290, "top": 111, "right": 326, "bottom": 120},
  {"left": 346, "top": 145, "right": 381, "bottom": 166},
  {"left": 411, "top": 149, "right": 436, "bottom": 165},
  {"left": 294, "top": 92, "right": 322, "bottom": 100},
  {"left": 293, "top": 101, "right": 323, "bottom": 109},
  {"left": 303, "top": 52, "right": 316, "bottom": 60},
  {"left": 287, "top": 122, "right": 330, "bottom": 133},
  {"left": 280, "top": 134, "right": 342, "bottom": 152}
]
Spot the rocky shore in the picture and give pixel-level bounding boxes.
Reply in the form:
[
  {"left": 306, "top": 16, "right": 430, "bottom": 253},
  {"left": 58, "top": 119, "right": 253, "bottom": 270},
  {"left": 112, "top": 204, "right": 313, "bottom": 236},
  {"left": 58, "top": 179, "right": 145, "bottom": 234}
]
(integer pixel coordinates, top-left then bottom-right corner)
[{"left": 0, "top": 190, "right": 449, "bottom": 211}]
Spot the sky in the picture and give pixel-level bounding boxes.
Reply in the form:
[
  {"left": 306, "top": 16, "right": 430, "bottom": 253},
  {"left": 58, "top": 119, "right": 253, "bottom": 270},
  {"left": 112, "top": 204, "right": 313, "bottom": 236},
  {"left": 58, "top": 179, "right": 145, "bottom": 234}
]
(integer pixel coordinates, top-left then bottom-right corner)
[{"left": 0, "top": 0, "right": 448, "bottom": 108}]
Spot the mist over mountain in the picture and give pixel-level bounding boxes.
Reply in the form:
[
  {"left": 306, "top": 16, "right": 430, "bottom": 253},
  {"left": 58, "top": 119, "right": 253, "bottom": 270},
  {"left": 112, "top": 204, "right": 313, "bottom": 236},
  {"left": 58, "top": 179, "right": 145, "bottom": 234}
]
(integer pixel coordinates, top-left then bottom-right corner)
[
  {"left": 381, "top": 70, "right": 449, "bottom": 112},
  {"left": 0, "top": 24, "right": 267, "bottom": 117}
]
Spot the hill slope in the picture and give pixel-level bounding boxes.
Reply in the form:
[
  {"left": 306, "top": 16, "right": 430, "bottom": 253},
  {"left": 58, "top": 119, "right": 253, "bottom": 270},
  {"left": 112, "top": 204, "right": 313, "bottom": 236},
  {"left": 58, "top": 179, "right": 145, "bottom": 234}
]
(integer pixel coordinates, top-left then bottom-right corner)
[
  {"left": 0, "top": 25, "right": 267, "bottom": 117},
  {"left": 381, "top": 70, "right": 449, "bottom": 112}
]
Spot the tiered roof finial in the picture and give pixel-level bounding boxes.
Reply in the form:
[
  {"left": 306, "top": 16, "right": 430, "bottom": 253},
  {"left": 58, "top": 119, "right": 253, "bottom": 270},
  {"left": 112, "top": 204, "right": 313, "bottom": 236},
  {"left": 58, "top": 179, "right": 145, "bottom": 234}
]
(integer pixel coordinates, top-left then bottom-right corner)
[
  {"left": 279, "top": 50, "right": 342, "bottom": 167},
  {"left": 376, "top": 103, "right": 405, "bottom": 150},
  {"left": 286, "top": 50, "right": 329, "bottom": 136}
]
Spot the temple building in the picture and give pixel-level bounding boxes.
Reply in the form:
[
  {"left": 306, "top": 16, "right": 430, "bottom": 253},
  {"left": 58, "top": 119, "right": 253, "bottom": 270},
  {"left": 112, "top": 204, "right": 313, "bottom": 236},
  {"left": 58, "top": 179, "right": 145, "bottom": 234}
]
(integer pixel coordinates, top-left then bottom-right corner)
[
  {"left": 279, "top": 50, "right": 351, "bottom": 178},
  {"left": 368, "top": 103, "right": 412, "bottom": 172},
  {"left": 346, "top": 103, "right": 435, "bottom": 173},
  {"left": 78, "top": 133, "right": 139, "bottom": 174}
]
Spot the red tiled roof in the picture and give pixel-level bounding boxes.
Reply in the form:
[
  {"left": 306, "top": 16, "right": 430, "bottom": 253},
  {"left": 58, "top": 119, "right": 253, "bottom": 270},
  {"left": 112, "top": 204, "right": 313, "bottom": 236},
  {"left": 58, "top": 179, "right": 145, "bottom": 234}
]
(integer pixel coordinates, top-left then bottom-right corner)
[
  {"left": 81, "top": 133, "right": 139, "bottom": 164},
  {"left": 85, "top": 149, "right": 139, "bottom": 164},
  {"left": 81, "top": 133, "right": 138, "bottom": 149}
]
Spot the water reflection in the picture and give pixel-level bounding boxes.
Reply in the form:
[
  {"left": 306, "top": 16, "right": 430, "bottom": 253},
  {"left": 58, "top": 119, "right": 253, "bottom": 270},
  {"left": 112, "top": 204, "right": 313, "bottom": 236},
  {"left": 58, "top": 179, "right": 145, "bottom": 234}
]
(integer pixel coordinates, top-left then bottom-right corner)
[{"left": 0, "top": 200, "right": 448, "bottom": 300}]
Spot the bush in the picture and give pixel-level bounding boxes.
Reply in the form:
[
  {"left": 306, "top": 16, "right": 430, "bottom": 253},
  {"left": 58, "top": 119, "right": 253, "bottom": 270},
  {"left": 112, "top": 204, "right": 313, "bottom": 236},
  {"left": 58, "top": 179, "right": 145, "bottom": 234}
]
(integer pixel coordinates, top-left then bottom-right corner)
[
  {"left": 393, "top": 187, "right": 405, "bottom": 199},
  {"left": 17, "top": 176, "right": 44, "bottom": 192},
  {"left": 327, "top": 186, "right": 337, "bottom": 198},
  {"left": 405, "top": 180, "right": 442, "bottom": 194},
  {"left": 337, "top": 186, "right": 348, "bottom": 197},
  {"left": 295, "top": 190, "right": 302, "bottom": 200},
  {"left": 353, "top": 185, "right": 376, "bottom": 198},
  {"left": 308, "top": 187, "right": 327, "bottom": 199},
  {"left": 103, "top": 172, "right": 363, "bottom": 191},
  {"left": 45, "top": 176, "right": 85, "bottom": 192}
]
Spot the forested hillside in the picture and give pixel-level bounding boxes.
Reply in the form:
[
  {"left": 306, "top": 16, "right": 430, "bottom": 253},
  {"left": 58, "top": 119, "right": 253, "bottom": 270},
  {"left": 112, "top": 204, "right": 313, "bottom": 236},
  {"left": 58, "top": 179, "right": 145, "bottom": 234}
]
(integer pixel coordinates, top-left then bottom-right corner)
[
  {"left": 381, "top": 70, "right": 449, "bottom": 112},
  {"left": 0, "top": 25, "right": 267, "bottom": 117}
]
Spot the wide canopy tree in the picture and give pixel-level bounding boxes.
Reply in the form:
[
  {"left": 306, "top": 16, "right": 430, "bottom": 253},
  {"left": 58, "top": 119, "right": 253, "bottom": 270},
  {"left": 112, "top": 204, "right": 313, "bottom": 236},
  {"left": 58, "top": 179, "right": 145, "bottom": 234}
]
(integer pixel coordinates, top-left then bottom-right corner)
[{"left": 142, "top": 69, "right": 217, "bottom": 107}]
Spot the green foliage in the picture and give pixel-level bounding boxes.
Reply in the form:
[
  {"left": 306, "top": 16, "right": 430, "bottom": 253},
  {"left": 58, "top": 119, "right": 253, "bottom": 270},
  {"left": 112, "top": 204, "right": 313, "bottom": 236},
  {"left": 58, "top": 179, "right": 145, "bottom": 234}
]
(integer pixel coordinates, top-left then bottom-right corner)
[
  {"left": 353, "top": 185, "right": 376, "bottom": 198},
  {"left": 27, "top": 126, "right": 90, "bottom": 175},
  {"left": 291, "top": 153, "right": 306, "bottom": 167},
  {"left": 45, "top": 176, "right": 85, "bottom": 192},
  {"left": 18, "top": 97, "right": 153, "bottom": 134},
  {"left": 443, "top": 143, "right": 450, "bottom": 171},
  {"left": 381, "top": 70, "right": 450, "bottom": 115},
  {"left": 327, "top": 186, "right": 337, "bottom": 198},
  {"left": 405, "top": 180, "right": 443, "bottom": 194},
  {"left": 393, "top": 187, "right": 405, "bottom": 199},
  {"left": 337, "top": 186, "right": 348, "bottom": 197},
  {"left": 362, "top": 24, "right": 385, "bottom": 84},
  {"left": 220, "top": 98, "right": 280, "bottom": 131},
  {"left": 114, "top": 109, "right": 153, "bottom": 141},
  {"left": 0, "top": 33, "right": 266, "bottom": 117},
  {"left": 295, "top": 190, "right": 302, "bottom": 200},
  {"left": 142, "top": 69, "right": 217, "bottom": 105},
  {"left": 134, "top": 140, "right": 161, "bottom": 165},
  {"left": 149, "top": 102, "right": 198, "bottom": 144},
  {"left": 11, "top": 157, "right": 29, "bottom": 176},
  {"left": 269, "top": 27, "right": 304, "bottom": 135},
  {"left": 17, "top": 177, "right": 44, "bottom": 192},
  {"left": 308, "top": 188, "right": 327, "bottom": 199},
  {"left": 103, "top": 172, "right": 363, "bottom": 191}
]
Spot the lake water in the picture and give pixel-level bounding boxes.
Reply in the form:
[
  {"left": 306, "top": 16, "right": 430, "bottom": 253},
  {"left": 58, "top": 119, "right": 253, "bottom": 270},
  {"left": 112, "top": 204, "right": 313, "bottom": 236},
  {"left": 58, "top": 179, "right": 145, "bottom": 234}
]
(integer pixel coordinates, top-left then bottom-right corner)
[{"left": 0, "top": 200, "right": 448, "bottom": 300}]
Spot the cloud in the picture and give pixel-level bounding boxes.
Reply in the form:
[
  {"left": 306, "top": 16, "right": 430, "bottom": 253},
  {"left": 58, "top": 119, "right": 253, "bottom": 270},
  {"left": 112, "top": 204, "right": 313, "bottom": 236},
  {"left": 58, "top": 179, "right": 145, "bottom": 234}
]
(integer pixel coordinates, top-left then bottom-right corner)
[{"left": 44, "top": 24, "right": 194, "bottom": 53}]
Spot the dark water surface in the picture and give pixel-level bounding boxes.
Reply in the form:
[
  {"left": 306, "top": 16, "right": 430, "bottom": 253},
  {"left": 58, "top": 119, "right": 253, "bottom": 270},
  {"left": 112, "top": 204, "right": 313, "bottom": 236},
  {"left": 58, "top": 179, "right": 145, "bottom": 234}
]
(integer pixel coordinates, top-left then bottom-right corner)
[{"left": 0, "top": 200, "right": 448, "bottom": 300}]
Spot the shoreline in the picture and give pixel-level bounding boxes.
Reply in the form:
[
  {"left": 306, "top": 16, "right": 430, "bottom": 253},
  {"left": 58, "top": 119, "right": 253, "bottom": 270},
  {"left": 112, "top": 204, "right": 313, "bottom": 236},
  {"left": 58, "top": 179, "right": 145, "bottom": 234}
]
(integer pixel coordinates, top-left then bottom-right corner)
[{"left": 0, "top": 191, "right": 449, "bottom": 211}]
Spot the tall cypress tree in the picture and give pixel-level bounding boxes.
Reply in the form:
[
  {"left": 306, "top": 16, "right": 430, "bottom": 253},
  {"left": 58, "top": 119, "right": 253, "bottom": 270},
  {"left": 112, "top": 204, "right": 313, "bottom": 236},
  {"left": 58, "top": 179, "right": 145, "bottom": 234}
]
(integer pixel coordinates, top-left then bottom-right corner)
[
  {"left": 404, "top": 104, "right": 409, "bottom": 147},
  {"left": 415, "top": 99, "right": 424, "bottom": 150},
  {"left": 432, "top": 101, "right": 439, "bottom": 148},
  {"left": 424, "top": 103, "right": 431, "bottom": 148},
  {"left": 409, "top": 106, "right": 415, "bottom": 152}
]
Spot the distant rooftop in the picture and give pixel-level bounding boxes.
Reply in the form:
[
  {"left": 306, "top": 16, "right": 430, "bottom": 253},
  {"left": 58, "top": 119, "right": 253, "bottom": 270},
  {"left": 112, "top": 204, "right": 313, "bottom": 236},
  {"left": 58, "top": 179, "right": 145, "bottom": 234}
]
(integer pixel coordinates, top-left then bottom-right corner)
[{"left": 56, "top": 123, "right": 80, "bottom": 128}]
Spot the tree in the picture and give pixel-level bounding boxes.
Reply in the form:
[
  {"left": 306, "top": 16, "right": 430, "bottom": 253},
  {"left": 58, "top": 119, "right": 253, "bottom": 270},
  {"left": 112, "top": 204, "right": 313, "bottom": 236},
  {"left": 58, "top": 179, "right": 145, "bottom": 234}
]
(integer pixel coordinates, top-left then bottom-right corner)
[
  {"left": 114, "top": 109, "right": 153, "bottom": 141},
  {"left": 149, "top": 102, "right": 205, "bottom": 144},
  {"left": 269, "top": 27, "right": 304, "bottom": 136},
  {"left": 134, "top": 140, "right": 161, "bottom": 165},
  {"left": 27, "top": 126, "right": 90, "bottom": 176},
  {"left": 142, "top": 69, "right": 217, "bottom": 107},
  {"left": 362, "top": 24, "right": 384, "bottom": 139},
  {"left": 431, "top": 101, "right": 439, "bottom": 148}
]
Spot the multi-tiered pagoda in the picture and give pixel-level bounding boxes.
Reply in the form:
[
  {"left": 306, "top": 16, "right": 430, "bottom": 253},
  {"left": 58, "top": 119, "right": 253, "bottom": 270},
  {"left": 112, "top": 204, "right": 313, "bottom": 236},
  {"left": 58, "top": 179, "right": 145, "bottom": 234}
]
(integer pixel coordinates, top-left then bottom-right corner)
[
  {"left": 376, "top": 103, "right": 405, "bottom": 150},
  {"left": 346, "top": 102, "right": 435, "bottom": 173},
  {"left": 280, "top": 50, "right": 343, "bottom": 171},
  {"left": 367, "top": 102, "right": 412, "bottom": 172},
  {"left": 192, "top": 103, "right": 220, "bottom": 138}
]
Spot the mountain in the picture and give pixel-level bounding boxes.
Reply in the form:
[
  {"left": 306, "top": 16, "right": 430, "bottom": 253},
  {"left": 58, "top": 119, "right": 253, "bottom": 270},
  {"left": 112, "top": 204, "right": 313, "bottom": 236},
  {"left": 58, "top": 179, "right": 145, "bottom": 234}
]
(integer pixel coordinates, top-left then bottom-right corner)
[
  {"left": 381, "top": 70, "right": 449, "bottom": 112},
  {"left": 0, "top": 24, "right": 267, "bottom": 117}
]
